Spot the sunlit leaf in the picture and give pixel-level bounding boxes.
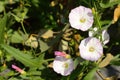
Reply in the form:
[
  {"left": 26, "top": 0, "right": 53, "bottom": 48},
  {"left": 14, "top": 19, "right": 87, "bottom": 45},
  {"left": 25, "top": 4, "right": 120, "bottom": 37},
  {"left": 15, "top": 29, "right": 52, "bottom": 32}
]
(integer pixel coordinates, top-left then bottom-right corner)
[
  {"left": 39, "top": 39, "right": 49, "bottom": 52},
  {"left": 24, "top": 34, "right": 38, "bottom": 48},
  {"left": 59, "top": 39, "right": 68, "bottom": 51},
  {"left": 0, "top": 1, "right": 4, "bottom": 12},
  {"left": 11, "top": 31, "right": 24, "bottom": 43},
  {"left": 21, "top": 8, "right": 28, "bottom": 20},
  {"left": 11, "top": 13, "right": 21, "bottom": 22},
  {"left": 41, "top": 30, "right": 54, "bottom": 39}
]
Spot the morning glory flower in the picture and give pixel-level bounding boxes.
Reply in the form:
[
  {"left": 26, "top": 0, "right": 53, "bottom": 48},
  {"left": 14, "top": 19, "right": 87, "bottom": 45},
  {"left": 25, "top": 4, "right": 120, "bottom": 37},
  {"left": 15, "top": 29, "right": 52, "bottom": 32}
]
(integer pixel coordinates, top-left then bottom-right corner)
[
  {"left": 79, "top": 37, "right": 103, "bottom": 61},
  {"left": 53, "top": 51, "right": 74, "bottom": 76},
  {"left": 69, "top": 6, "right": 94, "bottom": 31},
  {"left": 88, "top": 27, "right": 110, "bottom": 45}
]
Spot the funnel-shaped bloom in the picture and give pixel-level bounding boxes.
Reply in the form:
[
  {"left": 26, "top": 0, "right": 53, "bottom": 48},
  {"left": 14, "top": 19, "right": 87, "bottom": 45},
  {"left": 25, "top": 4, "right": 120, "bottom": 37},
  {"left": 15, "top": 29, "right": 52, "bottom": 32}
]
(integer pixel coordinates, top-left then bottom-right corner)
[
  {"left": 69, "top": 6, "right": 94, "bottom": 31},
  {"left": 53, "top": 51, "right": 74, "bottom": 76},
  {"left": 79, "top": 37, "right": 103, "bottom": 61}
]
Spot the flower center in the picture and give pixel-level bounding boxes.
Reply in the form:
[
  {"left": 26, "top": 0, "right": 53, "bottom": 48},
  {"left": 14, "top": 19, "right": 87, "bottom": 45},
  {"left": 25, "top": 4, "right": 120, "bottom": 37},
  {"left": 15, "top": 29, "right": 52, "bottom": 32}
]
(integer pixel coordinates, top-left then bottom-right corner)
[
  {"left": 80, "top": 18, "right": 86, "bottom": 23},
  {"left": 89, "top": 46, "right": 95, "bottom": 52},
  {"left": 63, "top": 62, "right": 69, "bottom": 69}
]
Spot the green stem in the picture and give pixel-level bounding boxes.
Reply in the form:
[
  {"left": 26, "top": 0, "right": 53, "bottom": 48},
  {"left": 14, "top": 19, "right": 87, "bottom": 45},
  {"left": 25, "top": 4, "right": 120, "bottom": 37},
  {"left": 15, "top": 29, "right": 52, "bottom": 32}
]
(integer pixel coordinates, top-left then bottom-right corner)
[
  {"left": 94, "top": 3, "right": 101, "bottom": 29},
  {"left": 106, "top": 43, "right": 114, "bottom": 53},
  {"left": 20, "top": 21, "right": 27, "bottom": 35},
  {"left": 102, "top": 21, "right": 113, "bottom": 30}
]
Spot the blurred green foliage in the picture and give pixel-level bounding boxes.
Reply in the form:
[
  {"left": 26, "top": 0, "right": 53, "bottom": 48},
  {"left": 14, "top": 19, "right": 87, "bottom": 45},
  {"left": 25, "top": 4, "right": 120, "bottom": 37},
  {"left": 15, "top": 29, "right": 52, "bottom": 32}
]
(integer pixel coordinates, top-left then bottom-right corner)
[{"left": 0, "top": 0, "right": 120, "bottom": 80}]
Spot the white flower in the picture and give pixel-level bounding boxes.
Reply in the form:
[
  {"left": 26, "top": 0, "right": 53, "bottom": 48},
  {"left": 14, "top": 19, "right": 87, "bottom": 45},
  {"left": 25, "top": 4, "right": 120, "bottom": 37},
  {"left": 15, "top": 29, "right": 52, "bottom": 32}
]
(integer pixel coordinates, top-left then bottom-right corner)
[
  {"left": 79, "top": 37, "right": 103, "bottom": 61},
  {"left": 88, "top": 27, "right": 110, "bottom": 45},
  {"left": 69, "top": 6, "right": 94, "bottom": 31},
  {"left": 102, "top": 30, "right": 110, "bottom": 45},
  {"left": 53, "top": 51, "right": 74, "bottom": 76}
]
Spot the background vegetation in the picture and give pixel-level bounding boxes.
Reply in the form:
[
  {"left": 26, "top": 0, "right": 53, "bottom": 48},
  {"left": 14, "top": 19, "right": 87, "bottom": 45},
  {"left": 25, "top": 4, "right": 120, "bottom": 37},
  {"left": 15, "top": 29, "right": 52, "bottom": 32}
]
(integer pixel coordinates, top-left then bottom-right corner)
[{"left": 0, "top": 0, "right": 120, "bottom": 80}]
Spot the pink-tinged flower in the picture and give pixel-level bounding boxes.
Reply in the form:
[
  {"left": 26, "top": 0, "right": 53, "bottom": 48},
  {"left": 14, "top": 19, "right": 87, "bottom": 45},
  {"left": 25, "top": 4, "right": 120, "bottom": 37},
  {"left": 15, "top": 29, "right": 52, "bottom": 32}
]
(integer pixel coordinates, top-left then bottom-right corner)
[
  {"left": 53, "top": 51, "right": 74, "bottom": 76},
  {"left": 69, "top": 6, "right": 94, "bottom": 31},
  {"left": 88, "top": 27, "right": 110, "bottom": 45},
  {"left": 54, "top": 51, "right": 71, "bottom": 59},
  {"left": 12, "top": 64, "right": 26, "bottom": 74},
  {"left": 54, "top": 51, "right": 66, "bottom": 57},
  {"left": 79, "top": 37, "right": 103, "bottom": 61}
]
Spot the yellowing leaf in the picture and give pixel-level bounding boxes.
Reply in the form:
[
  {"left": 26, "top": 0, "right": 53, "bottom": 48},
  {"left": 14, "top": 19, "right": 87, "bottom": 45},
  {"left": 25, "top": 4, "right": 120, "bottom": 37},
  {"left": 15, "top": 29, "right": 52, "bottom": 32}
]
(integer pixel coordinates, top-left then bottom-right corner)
[
  {"left": 59, "top": 39, "right": 68, "bottom": 51},
  {"left": 74, "top": 34, "right": 81, "bottom": 42},
  {"left": 41, "top": 30, "right": 54, "bottom": 39},
  {"left": 99, "top": 53, "right": 114, "bottom": 68},
  {"left": 24, "top": 34, "right": 38, "bottom": 48},
  {"left": 104, "top": 76, "right": 117, "bottom": 80},
  {"left": 47, "top": 62, "right": 53, "bottom": 68},
  {"left": 112, "top": 5, "right": 120, "bottom": 24}
]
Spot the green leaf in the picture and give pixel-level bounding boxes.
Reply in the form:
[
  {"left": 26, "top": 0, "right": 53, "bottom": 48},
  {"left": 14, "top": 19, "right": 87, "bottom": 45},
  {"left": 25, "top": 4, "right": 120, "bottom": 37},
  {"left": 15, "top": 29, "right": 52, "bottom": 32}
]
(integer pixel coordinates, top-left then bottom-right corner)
[
  {"left": 0, "top": 76, "right": 5, "bottom": 80},
  {"left": 0, "top": 13, "right": 7, "bottom": 43},
  {"left": 1, "top": 44, "right": 39, "bottom": 67},
  {"left": 8, "top": 77, "right": 21, "bottom": 80},
  {"left": 11, "top": 13, "right": 21, "bottom": 22},
  {"left": 69, "top": 66, "right": 84, "bottom": 80},
  {"left": 0, "top": 1, "right": 4, "bottom": 12},
  {"left": 39, "top": 39, "right": 49, "bottom": 52},
  {"left": 100, "top": 1, "right": 120, "bottom": 8},
  {"left": 74, "top": 57, "right": 81, "bottom": 69},
  {"left": 110, "top": 54, "right": 120, "bottom": 66},
  {"left": 10, "top": 31, "right": 24, "bottom": 43},
  {"left": 27, "top": 70, "right": 41, "bottom": 76},
  {"left": 83, "top": 67, "right": 98, "bottom": 80},
  {"left": 61, "top": 76, "right": 68, "bottom": 80}
]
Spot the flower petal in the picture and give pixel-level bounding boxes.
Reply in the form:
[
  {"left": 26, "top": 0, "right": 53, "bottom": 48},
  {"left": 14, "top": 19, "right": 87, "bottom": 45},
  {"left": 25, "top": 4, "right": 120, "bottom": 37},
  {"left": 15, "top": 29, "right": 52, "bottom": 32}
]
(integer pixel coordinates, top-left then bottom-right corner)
[
  {"left": 69, "top": 6, "right": 94, "bottom": 31},
  {"left": 79, "top": 37, "right": 103, "bottom": 61},
  {"left": 53, "top": 56, "right": 74, "bottom": 76}
]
